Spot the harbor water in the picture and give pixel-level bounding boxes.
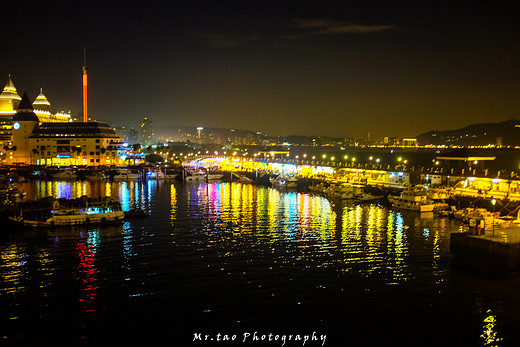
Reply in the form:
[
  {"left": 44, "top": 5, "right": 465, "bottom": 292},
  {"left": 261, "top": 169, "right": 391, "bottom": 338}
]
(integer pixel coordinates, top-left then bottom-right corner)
[{"left": 1, "top": 179, "right": 520, "bottom": 346}]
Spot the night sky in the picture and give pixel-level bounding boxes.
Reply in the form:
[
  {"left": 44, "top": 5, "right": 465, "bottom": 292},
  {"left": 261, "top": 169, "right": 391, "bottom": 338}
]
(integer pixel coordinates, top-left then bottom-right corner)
[{"left": 1, "top": 1, "right": 519, "bottom": 140}]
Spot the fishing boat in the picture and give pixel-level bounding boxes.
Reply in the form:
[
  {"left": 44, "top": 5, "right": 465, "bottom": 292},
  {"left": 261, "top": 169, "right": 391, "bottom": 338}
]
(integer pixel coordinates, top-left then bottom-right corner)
[
  {"left": 10, "top": 197, "right": 124, "bottom": 227},
  {"left": 388, "top": 186, "right": 435, "bottom": 212}
]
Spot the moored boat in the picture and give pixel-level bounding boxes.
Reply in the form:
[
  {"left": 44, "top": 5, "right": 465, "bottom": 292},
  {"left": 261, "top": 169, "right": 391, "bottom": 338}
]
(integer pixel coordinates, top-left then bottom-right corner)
[
  {"left": 9, "top": 196, "right": 124, "bottom": 227},
  {"left": 388, "top": 186, "right": 435, "bottom": 212},
  {"left": 146, "top": 168, "right": 165, "bottom": 180},
  {"left": 271, "top": 176, "right": 298, "bottom": 189},
  {"left": 185, "top": 170, "right": 223, "bottom": 181},
  {"left": 51, "top": 169, "right": 77, "bottom": 180},
  {"left": 324, "top": 182, "right": 354, "bottom": 199},
  {"left": 113, "top": 168, "right": 139, "bottom": 180},
  {"left": 355, "top": 192, "right": 384, "bottom": 203}
]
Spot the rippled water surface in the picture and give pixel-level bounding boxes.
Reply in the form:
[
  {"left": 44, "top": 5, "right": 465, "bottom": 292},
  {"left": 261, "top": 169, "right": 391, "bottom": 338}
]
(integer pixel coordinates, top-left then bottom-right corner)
[{"left": 1, "top": 180, "right": 520, "bottom": 346}]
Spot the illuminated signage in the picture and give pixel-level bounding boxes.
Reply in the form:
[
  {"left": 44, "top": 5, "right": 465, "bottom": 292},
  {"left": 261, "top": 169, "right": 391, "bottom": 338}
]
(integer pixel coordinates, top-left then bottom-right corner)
[{"left": 13, "top": 122, "right": 20, "bottom": 130}]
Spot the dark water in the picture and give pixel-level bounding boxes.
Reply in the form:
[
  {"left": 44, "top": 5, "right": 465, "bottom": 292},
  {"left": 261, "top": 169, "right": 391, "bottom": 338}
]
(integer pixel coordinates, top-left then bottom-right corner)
[{"left": 1, "top": 180, "right": 520, "bottom": 346}]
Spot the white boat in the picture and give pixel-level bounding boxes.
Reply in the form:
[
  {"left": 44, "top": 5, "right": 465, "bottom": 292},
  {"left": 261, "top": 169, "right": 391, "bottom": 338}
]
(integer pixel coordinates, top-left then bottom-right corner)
[
  {"left": 146, "top": 168, "right": 165, "bottom": 180},
  {"left": 323, "top": 181, "right": 362, "bottom": 199},
  {"left": 12, "top": 198, "right": 124, "bottom": 227},
  {"left": 427, "top": 187, "right": 452, "bottom": 200},
  {"left": 355, "top": 192, "right": 384, "bottom": 202},
  {"left": 52, "top": 169, "right": 77, "bottom": 180},
  {"left": 388, "top": 186, "right": 435, "bottom": 212},
  {"left": 185, "top": 172, "right": 205, "bottom": 181},
  {"left": 113, "top": 169, "right": 139, "bottom": 180}
]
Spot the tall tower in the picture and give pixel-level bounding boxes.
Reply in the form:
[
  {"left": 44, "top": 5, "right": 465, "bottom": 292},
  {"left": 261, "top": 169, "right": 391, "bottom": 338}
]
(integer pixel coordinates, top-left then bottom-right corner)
[{"left": 82, "top": 47, "right": 88, "bottom": 122}]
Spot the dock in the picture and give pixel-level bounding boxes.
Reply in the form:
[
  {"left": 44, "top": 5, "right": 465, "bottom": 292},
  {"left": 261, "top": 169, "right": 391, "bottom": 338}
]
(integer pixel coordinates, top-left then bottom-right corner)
[{"left": 450, "top": 226, "right": 520, "bottom": 277}]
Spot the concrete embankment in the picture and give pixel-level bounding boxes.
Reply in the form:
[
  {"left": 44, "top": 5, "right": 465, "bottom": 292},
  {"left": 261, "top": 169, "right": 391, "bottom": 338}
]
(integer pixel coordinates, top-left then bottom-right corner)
[{"left": 450, "top": 231, "right": 520, "bottom": 277}]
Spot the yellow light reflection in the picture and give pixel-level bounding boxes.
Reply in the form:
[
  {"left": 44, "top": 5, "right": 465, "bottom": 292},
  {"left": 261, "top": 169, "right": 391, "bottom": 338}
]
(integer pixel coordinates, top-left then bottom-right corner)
[{"left": 481, "top": 309, "right": 502, "bottom": 346}]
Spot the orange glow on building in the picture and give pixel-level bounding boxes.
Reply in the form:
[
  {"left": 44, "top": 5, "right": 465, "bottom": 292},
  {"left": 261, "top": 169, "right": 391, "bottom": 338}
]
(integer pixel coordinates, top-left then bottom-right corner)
[
  {"left": 83, "top": 47, "right": 88, "bottom": 123},
  {"left": 83, "top": 66, "right": 88, "bottom": 122}
]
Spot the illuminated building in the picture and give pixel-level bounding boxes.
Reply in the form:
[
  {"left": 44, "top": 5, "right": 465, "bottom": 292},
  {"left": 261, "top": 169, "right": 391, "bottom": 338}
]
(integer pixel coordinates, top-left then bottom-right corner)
[
  {"left": 0, "top": 75, "right": 22, "bottom": 148},
  {"left": 32, "top": 88, "right": 51, "bottom": 112},
  {"left": 401, "top": 138, "right": 418, "bottom": 147},
  {"left": 0, "top": 75, "right": 22, "bottom": 113},
  {"left": 129, "top": 126, "right": 138, "bottom": 145},
  {"left": 0, "top": 75, "right": 71, "bottom": 149},
  {"left": 7, "top": 92, "right": 123, "bottom": 166},
  {"left": 32, "top": 88, "right": 71, "bottom": 123},
  {"left": 140, "top": 117, "right": 153, "bottom": 146},
  {"left": 113, "top": 125, "right": 129, "bottom": 143}
]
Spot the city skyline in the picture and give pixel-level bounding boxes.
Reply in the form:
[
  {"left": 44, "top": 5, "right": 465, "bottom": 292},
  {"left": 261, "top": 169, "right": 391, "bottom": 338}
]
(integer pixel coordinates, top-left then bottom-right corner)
[{"left": 1, "top": 1, "right": 518, "bottom": 140}]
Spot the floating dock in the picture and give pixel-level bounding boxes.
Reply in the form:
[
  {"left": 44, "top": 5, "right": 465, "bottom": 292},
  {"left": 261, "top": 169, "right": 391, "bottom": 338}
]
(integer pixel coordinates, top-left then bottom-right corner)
[{"left": 450, "top": 227, "right": 520, "bottom": 277}]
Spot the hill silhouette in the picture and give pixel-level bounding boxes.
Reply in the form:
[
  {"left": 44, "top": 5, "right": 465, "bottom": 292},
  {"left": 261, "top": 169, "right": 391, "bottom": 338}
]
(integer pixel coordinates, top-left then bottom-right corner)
[{"left": 417, "top": 119, "right": 520, "bottom": 146}]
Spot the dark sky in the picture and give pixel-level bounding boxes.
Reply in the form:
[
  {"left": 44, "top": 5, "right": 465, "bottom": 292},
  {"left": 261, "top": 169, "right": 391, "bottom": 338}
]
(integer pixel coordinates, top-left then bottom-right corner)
[{"left": 1, "top": 1, "right": 519, "bottom": 139}]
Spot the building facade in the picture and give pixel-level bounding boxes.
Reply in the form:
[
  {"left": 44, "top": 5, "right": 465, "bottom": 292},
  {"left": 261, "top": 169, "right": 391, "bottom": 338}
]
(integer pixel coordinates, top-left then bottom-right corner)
[
  {"left": 7, "top": 92, "right": 124, "bottom": 166},
  {"left": 140, "top": 117, "right": 153, "bottom": 147},
  {"left": 0, "top": 76, "right": 71, "bottom": 150}
]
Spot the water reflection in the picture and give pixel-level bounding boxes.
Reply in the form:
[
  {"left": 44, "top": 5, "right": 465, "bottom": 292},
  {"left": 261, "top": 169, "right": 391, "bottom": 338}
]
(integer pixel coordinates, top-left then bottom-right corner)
[
  {"left": 15, "top": 180, "right": 456, "bottom": 287},
  {"left": 2, "top": 180, "right": 517, "bottom": 345},
  {"left": 172, "top": 182, "right": 455, "bottom": 287},
  {"left": 481, "top": 309, "right": 503, "bottom": 346},
  {"left": 17, "top": 180, "right": 159, "bottom": 212},
  {"left": 74, "top": 230, "right": 100, "bottom": 316}
]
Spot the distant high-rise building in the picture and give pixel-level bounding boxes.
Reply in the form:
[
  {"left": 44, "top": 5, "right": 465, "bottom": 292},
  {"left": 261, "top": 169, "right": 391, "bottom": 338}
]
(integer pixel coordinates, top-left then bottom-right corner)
[
  {"left": 114, "top": 126, "right": 130, "bottom": 143},
  {"left": 140, "top": 117, "right": 153, "bottom": 146},
  {"left": 129, "top": 126, "right": 139, "bottom": 145}
]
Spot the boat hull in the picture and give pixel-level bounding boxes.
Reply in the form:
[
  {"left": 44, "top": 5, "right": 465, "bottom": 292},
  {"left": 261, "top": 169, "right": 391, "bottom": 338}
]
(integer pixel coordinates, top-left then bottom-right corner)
[
  {"left": 21, "top": 211, "right": 125, "bottom": 227},
  {"left": 391, "top": 200, "right": 434, "bottom": 212}
]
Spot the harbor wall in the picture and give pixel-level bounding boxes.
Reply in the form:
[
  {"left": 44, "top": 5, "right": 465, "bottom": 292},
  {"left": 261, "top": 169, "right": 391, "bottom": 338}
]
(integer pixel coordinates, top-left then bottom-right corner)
[{"left": 450, "top": 233, "right": 520, "bottom": 277}]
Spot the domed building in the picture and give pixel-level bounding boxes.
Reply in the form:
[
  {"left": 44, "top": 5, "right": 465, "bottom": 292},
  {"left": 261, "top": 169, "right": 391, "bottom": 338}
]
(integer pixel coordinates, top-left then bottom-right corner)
[
  {"left": 0, "top": 75, "right": 22, "bottom": 146},
  {"left": 0, "top": 75, "right": 22, "bottom": 113},
  {"left": 32, "top": 88, "right": 51, "bottom": 112},
  {"left": 7, "top": 91, "right": 123, "bottom": 166},
  {"left": 0, "top": 75, "right": 72, "bottom": 152},
  {"left": 31, "top": 87, "right": 71, "bottom": 123}
]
